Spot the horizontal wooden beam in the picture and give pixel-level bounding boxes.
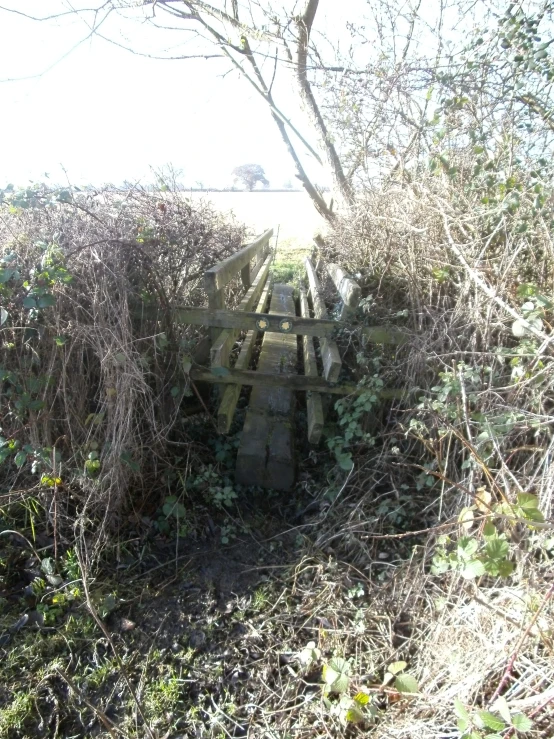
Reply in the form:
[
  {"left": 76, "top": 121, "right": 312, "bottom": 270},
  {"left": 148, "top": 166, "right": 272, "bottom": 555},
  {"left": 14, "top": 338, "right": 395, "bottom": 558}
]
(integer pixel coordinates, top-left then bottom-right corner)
[
  {"left": 136, "top": 304, "right": 407, "bottom": 344},
  {"left": 190, "top": 367, "right": 405, "bottom": 398},
  {"left": 204, "top": 228, "right": 273, "bottom": 295}
]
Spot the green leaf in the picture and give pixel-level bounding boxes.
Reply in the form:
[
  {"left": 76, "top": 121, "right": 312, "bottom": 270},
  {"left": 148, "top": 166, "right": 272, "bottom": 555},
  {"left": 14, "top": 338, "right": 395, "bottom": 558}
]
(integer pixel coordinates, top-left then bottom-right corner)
[
  {"left": 511, "top": 713, "right": 533, "bottom": 732},
  {"left": 345, "top": 704, "right": 365, "bottom": 724},
  {"left": 497, "top": 560, "right": 515, "bottom": 577},
  {"left": 485, "top": 538, "right": 509, "bottom": 560},
  {"left": 458, "top": 536, "right": 479, "bottom": 557},
  {"left": 477, "top": 711, "right": 505, "bottom": 731},
  {"left": 394, "top": 673, "right": 419, "bottom": 694},
  {"left": 37, "top": 294, "right": 55, "bottom": 308},
  {"left": 495, "top": 697, "right": 511, "bottom": 725},
  {"left": 55, "top": 335, "right": 68, "bottom": 346},
  {"left": 454, "top": 699, "right": 471, "bottom": 721},
  {"left": 517, "top": 493, "right": 539, "bottom": 510},
  {"left": 0, "top": 268, "right": 15, "bottom": 283},
  {"left": 457, "top": 718, "right": 469, "bottom": 732},
  {"left": 353, "top": 691, "right": 370, "bottom": 706},
  {"left": 323, "top": 657, "right": 350, "bottom": 693},
  {"left": 338, "top": 453, "right": 353, "bottom": 471},
  {"left": 0, "top": 307, "right": 8, "bottom": 325},
  {"left": 23, "top": 296, "right": 36, "bottom": 309},
  {"left": 41, "top": 558, "right": 56, "bottom": 576},
  {"left": 14, "top": 451, "right": 27, "bottom": 468},
  {"left": 462, "top": 559, "right": 486, "bottom": 579},
  {"left": 387, "top": 661, "right": 408, "bottom": 675}
]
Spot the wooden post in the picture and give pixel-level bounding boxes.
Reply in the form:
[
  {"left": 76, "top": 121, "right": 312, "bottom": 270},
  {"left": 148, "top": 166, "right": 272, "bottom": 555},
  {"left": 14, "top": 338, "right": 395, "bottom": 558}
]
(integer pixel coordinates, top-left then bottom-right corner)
[
  {"left": 208, "top": 288, "right": 225, "bottom": 345},
  {"left": 217, "top": 278, "right": 272, "bottom": 434},
  {"left": 241, "top": 262, "right": 251, "bottom": 290},
  {"left": 326, "top": 263, "right": 361, "bottom": 320},
  {"left": 300, "top": 290, "right": 324, "bottom": 444},
  {"left": 210, "top": 254, "right": 272, "bottom": 368},
  {"left": 305, "top": 258, "right": 342, "bottom": 382}
]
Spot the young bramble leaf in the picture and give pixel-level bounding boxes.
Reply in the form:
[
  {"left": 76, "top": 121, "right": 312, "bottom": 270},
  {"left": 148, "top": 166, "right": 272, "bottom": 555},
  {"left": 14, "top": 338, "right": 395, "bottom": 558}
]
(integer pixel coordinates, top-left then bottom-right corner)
[
  {"left": 345, "top": 705, "right": 365, "bottom": 724},
  {"left": 477, "top": 711, "right": 505, "bottom": 731},
  {"left": 387, "top": 661, "right": 408, "bottom": 675},
  {"left": 394, "top": 673, "right": 419, "bottom": 694},
  {"left": 353, "top": 691, "right": 370, "bottom": 706},
  {"left": 494, "top": 697, "right": 511, "bottom": 725},
  {"left": 462, "top": 559, "right": 486, "bottom": 579},
  {"left": 454, "top": 699, "right": 470, "bottom": 721},
  {"left": 323, "top": 657, "right": 350, "bottom": 694},
  {"left": 511, "top": 713, "right": 533, "bottom": 732}
]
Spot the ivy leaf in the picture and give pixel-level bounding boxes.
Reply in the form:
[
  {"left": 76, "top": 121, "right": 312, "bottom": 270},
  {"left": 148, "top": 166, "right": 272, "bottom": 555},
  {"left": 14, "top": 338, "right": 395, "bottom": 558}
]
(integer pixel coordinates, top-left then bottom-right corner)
[
  {"left": 23, "top": 296, "right": 36, "bottom": 309},
  {"left": 37, "top": 294, "right": 55, "bottom": 308},
  {"left": 394, "top": 673, "right": 419, "bottom": 694},
  {"left": 511, "top": 713, "right": 533, "bottom": 732},
  {"left": 14, "top": 451, "right": 27, "bottom": 468}
]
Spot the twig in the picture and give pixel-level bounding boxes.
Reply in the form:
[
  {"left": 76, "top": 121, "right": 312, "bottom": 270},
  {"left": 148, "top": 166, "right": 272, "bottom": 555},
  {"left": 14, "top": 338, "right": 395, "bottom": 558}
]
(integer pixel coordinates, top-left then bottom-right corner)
[
  {"left": 75, "top": 547, "right": 156, "bottom": 739},
  {"left": 490, "top": 581, "right": 554, "bottom": 707},
  {"left": 439, "top": 209, "right": 552, "bottom": 346},
  {"left": 55, "top": 667, "right": 122, "bottom": 738}
]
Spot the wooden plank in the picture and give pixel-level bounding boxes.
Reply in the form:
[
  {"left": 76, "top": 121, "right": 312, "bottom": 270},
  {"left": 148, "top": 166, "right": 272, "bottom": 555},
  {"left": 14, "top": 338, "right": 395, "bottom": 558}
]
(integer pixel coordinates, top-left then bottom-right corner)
[
  {"left": 235, "top": 284, "right": 298, "bottom": 491},
  {"left": 300, "top": 290, "right": 324, "bottom": 444},
  {"left": 210, "top": 254, "right": 272, "bottom": 368},
  {"left": 137, "top": 305, "right": 408, "bottom": 344},
  {"left": 250, "top": 243, "right": 270, "bottom": 283},
  {"left": 217, "top": 278, "right": 271, "bottom": 434},
  {"left": 190, "top": 367, "right": 405, "bottom": 399},
  {"left": 326, "top": 263, "right": 361, "bottom": 320},
  {"left": 305, "top": 257, "right": 342, "bottom": 382},
  {"left": 204, "top": 228, "right": 273, "bottom": 295}
]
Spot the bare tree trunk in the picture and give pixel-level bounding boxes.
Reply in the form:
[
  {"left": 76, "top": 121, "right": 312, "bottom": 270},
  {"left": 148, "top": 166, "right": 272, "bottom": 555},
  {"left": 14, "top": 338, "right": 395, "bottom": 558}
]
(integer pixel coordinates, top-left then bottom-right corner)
[{"left": 295, "top": 0, "right": 354, "bottom": 207}]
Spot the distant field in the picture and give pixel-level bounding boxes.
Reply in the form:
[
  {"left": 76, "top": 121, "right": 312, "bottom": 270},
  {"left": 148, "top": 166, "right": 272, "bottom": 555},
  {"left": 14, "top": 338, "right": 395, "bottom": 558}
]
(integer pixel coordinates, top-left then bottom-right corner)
[{"left": 187, "top": 190, "right": 326, "bottom": 248}]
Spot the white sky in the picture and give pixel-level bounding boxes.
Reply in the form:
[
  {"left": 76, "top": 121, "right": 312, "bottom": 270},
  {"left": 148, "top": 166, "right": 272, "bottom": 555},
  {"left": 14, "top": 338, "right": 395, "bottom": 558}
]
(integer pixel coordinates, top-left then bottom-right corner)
[{"left": 0, "top": 1, "right": 329, "bottom": 188}]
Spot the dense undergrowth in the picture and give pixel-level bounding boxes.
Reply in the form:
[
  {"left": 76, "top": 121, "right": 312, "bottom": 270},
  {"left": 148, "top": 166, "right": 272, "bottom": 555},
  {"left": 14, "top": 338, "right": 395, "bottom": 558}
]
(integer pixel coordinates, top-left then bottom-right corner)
[{"left": 2, "top": 2, "right": 554, "bottom": 737}]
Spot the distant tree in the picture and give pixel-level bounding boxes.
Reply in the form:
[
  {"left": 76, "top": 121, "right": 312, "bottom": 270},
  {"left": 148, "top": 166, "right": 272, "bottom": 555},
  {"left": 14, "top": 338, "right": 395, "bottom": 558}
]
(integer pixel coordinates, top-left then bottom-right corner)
[
  {"left": 232, "top": 164, "right": 269, "bottom": 191},
  {"left": 283, "top": 179, "right": 293, "bottom": 190}
]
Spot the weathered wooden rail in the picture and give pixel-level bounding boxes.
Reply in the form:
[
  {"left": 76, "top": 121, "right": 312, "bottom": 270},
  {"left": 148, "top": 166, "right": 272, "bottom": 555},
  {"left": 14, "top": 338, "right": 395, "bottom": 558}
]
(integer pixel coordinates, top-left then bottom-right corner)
[{"left": 143, "top": 229, "right": 407, "bottom": 491}]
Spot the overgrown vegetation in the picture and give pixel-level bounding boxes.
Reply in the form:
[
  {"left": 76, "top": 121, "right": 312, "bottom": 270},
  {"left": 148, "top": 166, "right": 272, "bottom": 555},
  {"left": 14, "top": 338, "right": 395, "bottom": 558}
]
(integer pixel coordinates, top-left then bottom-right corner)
[{"left": 2, "top": 1, "right": 554, "bottom": 737}]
